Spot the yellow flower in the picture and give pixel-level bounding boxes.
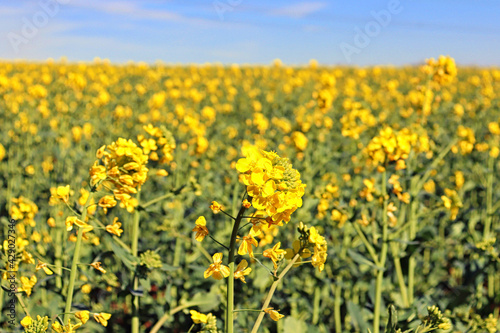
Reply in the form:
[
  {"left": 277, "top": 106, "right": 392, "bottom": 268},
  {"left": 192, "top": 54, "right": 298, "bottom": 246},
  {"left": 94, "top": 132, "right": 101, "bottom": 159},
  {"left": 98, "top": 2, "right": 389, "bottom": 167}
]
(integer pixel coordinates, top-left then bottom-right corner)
[
  {"left": 106, "top": 217, "right": 123, "bottom": 237},
  {"left": 490, "top": 146, "right": 499, "bottom": 158},
  {"left": 65, "top": 216, "right": 88, "bottom": 231},
  {"left": 192, "top": 216, "right": 209, "bottom": 242},
  {"left": 49, "top": 185, "right": 71, "bottom": 205},
  {"left": 209, "top": 201, "right": 222, "bottom": 214},
  {"left": 99, "top": 195, "right": 117, "bottom": 214},
  {"left": 20, "top": 316, "right": 32, "bottom": 327},
  {"left": 81, "top": 284, "right": 92, "bottom": 294},
  {"left": 234, "top": 259, "right": 252, "bottom": 283},
  {"left": 387, "top": 202, "right": 398, "bottom": 227},
  {"left": 264, "top": 308, "right": 285, "bottom": 321},
  {"left": 18, "top": 275, "right": 37, "bottom": 296},
  {"left": 47, "top": 217, "right": 56, "bottom": 227},
  {"left": 238, "top": 234, "right": 258, "bottom": 257},
  {"left": 424, "top": 55, "right": 457, "bottom": 85},
  {"left": 35, "top": 260, "right": 53, "bottom": 275},
  {"left": 441, "top": 189, "right": 462, "bottom": 220},
  {"left": 90, "top": 262, "right": 107, "bottom": 274},
  {"left": 93, "top": 312, "right": 112, "bottom": 327},
  {"left": 263, "top": 242, "right": 286, "bottom": 269},
  {"left": 75, "top": 310, "right": 90, "bottom": 324},
  {"left": 291, "top": 131, "right": 308, "bottom": 151},
  {"left": 190, "top": 310, "right": 208, "bottom": 324},
  {"left": 236, "top": 149, "right": 305, "bottom": 225},
  {"left": 309, "top": 227, "right": 326, "bottom": 246},
  {"left": 204, "top": 253, "right": 230, "bottom": 280},
  {"left": 156, "top": 169, "right": 169, "bottom": 177}
]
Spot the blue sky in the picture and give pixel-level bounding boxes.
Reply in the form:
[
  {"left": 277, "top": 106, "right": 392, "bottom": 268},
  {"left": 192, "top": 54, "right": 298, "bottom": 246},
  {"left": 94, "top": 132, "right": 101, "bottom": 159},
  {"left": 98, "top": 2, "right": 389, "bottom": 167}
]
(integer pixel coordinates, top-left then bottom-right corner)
[{"left": 0, "top": 0, "right": 499, "bottom": 66}]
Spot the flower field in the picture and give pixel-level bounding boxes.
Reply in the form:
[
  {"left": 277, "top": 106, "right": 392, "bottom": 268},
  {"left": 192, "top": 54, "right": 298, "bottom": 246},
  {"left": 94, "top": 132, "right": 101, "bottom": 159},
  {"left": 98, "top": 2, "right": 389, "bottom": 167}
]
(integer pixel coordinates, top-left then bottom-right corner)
[{"left": 0, "top": 57, "right": 499, "bottom": 332}]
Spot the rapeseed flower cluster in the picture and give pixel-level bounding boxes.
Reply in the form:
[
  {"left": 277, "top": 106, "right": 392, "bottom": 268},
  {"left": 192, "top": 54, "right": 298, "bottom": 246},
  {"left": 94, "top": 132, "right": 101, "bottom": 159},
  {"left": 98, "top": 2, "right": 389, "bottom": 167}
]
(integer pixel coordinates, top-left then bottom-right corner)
[
  {"left": 235, "top": 147, "right": 306, "bottom": 225},
  {"left": 366, "top": 126, "right": 430, "bottom": 170},
  {"left": 423, "top": 55, "right": 457, "bottom": 86}
]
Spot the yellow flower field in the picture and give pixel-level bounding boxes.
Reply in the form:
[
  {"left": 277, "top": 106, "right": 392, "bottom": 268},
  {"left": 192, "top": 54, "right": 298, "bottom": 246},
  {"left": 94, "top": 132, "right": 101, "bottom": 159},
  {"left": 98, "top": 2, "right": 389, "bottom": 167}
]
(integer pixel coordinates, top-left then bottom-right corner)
[{"left": 0, "top": 57, "right": 499, "bottom": 332}]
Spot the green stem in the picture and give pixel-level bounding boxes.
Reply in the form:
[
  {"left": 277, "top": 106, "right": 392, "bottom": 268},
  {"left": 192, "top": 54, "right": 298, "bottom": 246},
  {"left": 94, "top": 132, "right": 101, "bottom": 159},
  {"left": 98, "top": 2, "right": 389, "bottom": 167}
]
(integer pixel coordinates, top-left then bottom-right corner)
[
  {"left": 484, "top": 155, "right": 494, "bottom": 238},
  {"left": 54, "top": 224, "right": 63, "bottom": 290},
  {"left": 391, "top": 242, "right": 409, "bottom": 308},
  {"left": 407, "top": 199, "right": 418, "bottom": 305},
  {"left": 334, "top": 279, "right": 343, "bottom": 333},
  {"left": 251, "top": 253, "right": 301, "bottom": 333},
  {"left": 353, "top": 223, "right": 380, "bottom": 266},
  {"left": 233, "top": 309, "right": 265, "bottom": 313},
  {"left": 186, "top": 324, "right": 195, "bottom": 333},
  {"left": 16, "top": 293, "right": 31, "bottom": 318},
  {"left": 485, "top": 155, "right": 496, "bottom": 298},
  {"left": 373, "top": 170, "right": 388, "bottom": 333},
  {"left": 131, "top": 191, "right": 142, "bottom": 333},
  {"left": 63, "top": 191, "right": 93, "bottom": 324},
  {"left": 227, "top": 203, "right": 248, "bottom": 333},
  {"left": 208, "top": 235, "right": 229, "bottom": 250},
  {"left": 141, "top": 192, "right": 172, "bottom": 209},
  {"left": 150, "top": 301, "right": 208, "bottom": 333},
  {"left": 312, "top": 286, "right": 320, "bottom": 325}
]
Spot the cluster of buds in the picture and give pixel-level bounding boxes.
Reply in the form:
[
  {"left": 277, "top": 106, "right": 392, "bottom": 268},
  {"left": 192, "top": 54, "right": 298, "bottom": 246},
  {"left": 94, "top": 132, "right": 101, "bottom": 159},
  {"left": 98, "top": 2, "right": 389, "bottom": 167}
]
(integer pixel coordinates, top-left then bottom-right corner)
[{"left": 422, "top": 305, "right": 452, "bottom": 331}]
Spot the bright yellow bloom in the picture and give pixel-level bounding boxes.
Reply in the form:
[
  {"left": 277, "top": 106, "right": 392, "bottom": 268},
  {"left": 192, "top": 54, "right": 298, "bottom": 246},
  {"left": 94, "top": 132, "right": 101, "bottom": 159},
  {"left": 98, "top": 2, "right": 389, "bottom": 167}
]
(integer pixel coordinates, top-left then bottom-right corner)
[
  {"left": 263, "top": 242, "right": 286, "bottom": 269},
  {"left": 35, "top": 260, "right": 53, "bottom": 275},
  {"left": 238, "top": 234, "right": 258, "bottom": 257},
  {"left": 204, "top": 253, "right": 230, "bottom": 280},
  {"left": 20, "top": 316, "right": 32, "bottom": 327},
  {"left": 264, "top": 308, "right": 285, "bottom": 321},
  {"left": 190, "top": 310, "right": 208, "bottom": 324},
  {"left": 75, "top": 310, "right": 90, "bottom": 324},
  {"left": 49, "top": 185, "right": 71, "bottom": 205},
  {"left": 209, "top": 201, "right": 222, "bottom": 214},
  {"left": 309, "top": 227, "right": 326, "bottom": 246},
  {"left": 93, "top": 312, "right": 112, "bottom": 327},
  {"left": 18, "top": 275, "right": 37, "bottom": 296},
  {"left": 65, "top": 216, "right": 89, "bottom": 231},
  {"left": 106, "top": 217, "right": 123, "bottom": 237},
  {"left": 236, "top": 148, "right": 305, "bottom": 225},
  {"left": 192, "top": 216, "right": 209, "bottom": 242},
  {"left": 98, "top": 195, "right": 117, "bottom": 214},
  {"left": 291, "top": 131, "right": 308, "bottom": 151},
  {"left": 234, "top": 259, "right": 252, "bottom": 283},
  {"left": 424, "top": 55, "right": 457, "bottom": 85}
]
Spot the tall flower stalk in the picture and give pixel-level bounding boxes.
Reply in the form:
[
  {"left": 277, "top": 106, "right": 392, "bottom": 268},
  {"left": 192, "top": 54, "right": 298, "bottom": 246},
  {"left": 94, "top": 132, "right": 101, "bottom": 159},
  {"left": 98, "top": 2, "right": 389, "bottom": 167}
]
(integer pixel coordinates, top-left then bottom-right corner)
[{"left": 192, "top": 147, "right": 323, "bottom": 333}]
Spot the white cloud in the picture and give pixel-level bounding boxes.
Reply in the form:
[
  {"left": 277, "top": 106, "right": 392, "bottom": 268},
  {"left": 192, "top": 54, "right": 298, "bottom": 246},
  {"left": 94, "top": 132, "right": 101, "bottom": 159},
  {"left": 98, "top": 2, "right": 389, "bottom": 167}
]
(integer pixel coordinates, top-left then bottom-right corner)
[
  {"left": 270, "top": 2, "right": 327, "bottom": 19},
  {"left": 67, "top": 0, "right": 219, "bottom": 27}
]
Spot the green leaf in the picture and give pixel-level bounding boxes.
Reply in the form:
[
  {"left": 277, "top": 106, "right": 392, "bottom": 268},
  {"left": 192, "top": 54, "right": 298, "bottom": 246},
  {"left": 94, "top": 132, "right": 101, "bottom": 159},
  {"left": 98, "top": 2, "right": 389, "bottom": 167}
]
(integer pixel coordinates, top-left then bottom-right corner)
[
  {"left": 282, "top": 317, "right": 309, "bottom": 333},
  {"left": 110, "top": 238, "right": 139, "bottom": 271},
  {"left": 347, "top": 301, "right": 369, "bottom": 333},
  {"left": 384, "top": 304, "right": 398, "bottom": 333},
  {"left": 190, "top": 288, "right": 220, "bottom": 312},
  {"left": 160, "top": 263, "right": 179, "bottom": 272},
  {"left": 347, "top": 249, "right": 382, "bottom": 270}
]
